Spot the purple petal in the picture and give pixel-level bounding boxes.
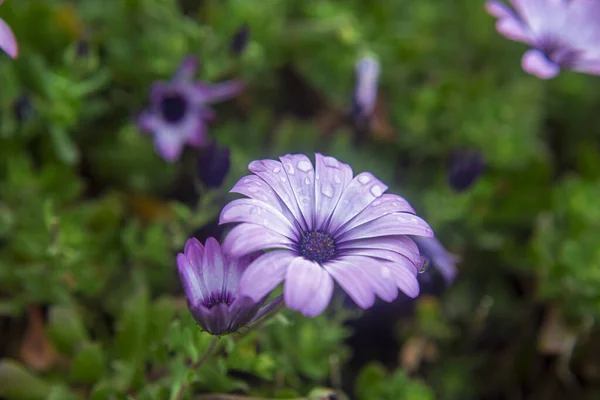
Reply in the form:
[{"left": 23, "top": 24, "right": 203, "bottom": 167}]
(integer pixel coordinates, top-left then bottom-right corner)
[
  {"left": 495, "top": 16, "right": 533, "bottom": 44},
  {"left": 387, "top": 261, "right": 420, "bottom": 298},
  {"left": 337, "top": 236, "right": 422, "bottom": 266},
  {"left": 227, "top": 295, "right": 262, "bottom": 331},
  {"left": 138, "top": 111, "right": 158, "bottom": 133},
  {"left": 0, "top": 18, "right": 18, "bottom": 59},
  {"left": 186, "top": 120, "right": 208, "bottom": 147},
  {"left": 339, "top": 247, "right": 419, "bottom": 275},
  {"left": 192, "top": 303, "right": 230, "bottom": 335},
  {"left": 352, "top": 256, "right": 398, "bottom": 302},
  {"left": 485, "top": 0, "right": 515, "bottom": 18},
  {"left": 201, "top": 238, "right": 226, "bottom": 295},
  {"left": 174, "top": 56, "right": 199, "bottom": 82},
  {"left": 230, "top": 175, "right": 289, "bottom": 215},
  {"left": 354, "top": 56, "right": 380, "bottom": 117},
  {"left": 177, "top": 252, "right": 207, "bottom": 307},
  {"left": 284, "top": 258, "right": 333, "bottom": 317},
  {"left": 336, "top": 194, "right": 416, "bottom": 237},
  {"left": 184, "top": 237, "right": 205, "bottom": 261},
  {"left": 413, "top": 236, "right": 459, "bottom": 284},
  {"left": 238, "top": 250, "right": 296, "bottom": 302},
  {"left": 338, "top": 213, "right": 434, "bottom": 242},
  {"left": 314, "top": 153, "right": 353, "bottom": 230},
  {"left": 193, "top": 81, "right": 244, "bottom": 104},
  {"left": 573, "top": 58, "right": 600, "bottom": 75},
  {"left": 219, "top": 199, "right": 298, "bottom": 240},
  {"left": 521, "top": 49, "right": 561, "bottom": 79},
  {"left": 510, "top": 0, "right": 567, "bottom": 34},
  {"left": 279, "top": 154, "right": 316, "bottom": 230},
  {"left": 247, "top": 159, "right": 307, "bottom": 230},
  {"left": 323, "top": 259, "right": 376, "bottom": 309},
  {"left": 153, "top": 131, "right": 186, "bottom": 162},
  {"left": 222, "top": 223, "right": 294, "bottom": 258},
  {"left": 328, "top": 172, "right": 388, "bottom": 234}
]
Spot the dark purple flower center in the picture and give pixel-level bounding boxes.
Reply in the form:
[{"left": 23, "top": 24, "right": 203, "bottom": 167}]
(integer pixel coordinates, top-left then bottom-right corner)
[
  {"left": 538, "top": 35, "right": 582, "bottom": 67},
  {"left": 160, "top": 93, "right": 188, "bottom": 124},
  {"left": 298, "top": 230, "right": 336, "bottom": 263},
  {"left": 203, "top": 291, "right": 234, "bottom": 309}
]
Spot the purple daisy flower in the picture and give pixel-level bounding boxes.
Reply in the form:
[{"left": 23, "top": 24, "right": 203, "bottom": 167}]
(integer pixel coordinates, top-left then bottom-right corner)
[
  {"left": 219, "top": 153, "right": 434, "bottom": 317},
  {"left": 177, "top": 237, "right": 281, "bottom": 335},
  {"left": 138, "top": 56, "right": 243, "bottom": 162},
  {"left": 0, "top": 0, "right": 18, "bottom": 59},
  {"left": 412, "top": 236, "right": 460, "bottom": 285},
  {"left": 486, "top": 0, "right": 600, "bottom": 79}
]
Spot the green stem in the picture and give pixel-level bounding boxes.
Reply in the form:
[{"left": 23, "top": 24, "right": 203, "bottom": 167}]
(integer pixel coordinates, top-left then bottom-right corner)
[{"left": 173, "top": 336, "right": 221, "bottom": 400}]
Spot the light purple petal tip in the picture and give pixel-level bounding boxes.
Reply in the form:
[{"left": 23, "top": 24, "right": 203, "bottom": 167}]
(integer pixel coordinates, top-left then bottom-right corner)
[
  {"left": 153, "top": 131, "right": 186, "bottom": 162},
  {"left": 174, "top": 56, "right": 199, "bottom": 82},
  {"left": 522, "top": 49, "right": 560, "bottom": 79},
  {"left": 194, "top": 81, "right": 244, "bottom": 104},
  {"left": 0, "top": 18, "right": 18, "bottom": 59},
  {"left": 238, "top": 250, "right": 295, "bottom": 302},
  {"left": 284, "top": 258, "right": 333, "bottom": 317},
  {"left": 485, "top": 0, "right": 514, "bottom": 18}
]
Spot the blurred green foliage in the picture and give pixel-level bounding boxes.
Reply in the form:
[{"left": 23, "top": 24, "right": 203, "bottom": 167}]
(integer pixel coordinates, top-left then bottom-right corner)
[{"left": 2, "top": 0, "right": 600, "bottom": 399}]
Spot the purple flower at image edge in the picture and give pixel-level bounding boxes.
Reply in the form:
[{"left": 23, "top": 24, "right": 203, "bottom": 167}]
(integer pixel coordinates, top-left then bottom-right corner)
[
  {"left": 177, "top": 237, "right": 282, "bottom": 335},
  {"left": 220, "top": 153, "right": 434, "bottom": 317},
  {"left": 412, "top": 236, "right": 460, "bottom": 285},
  {"left": 486, "top": 0, "right": 600, "bottom": 79},
  {"left": 138, "top": 56, "right": 243, "bottom": 162},
  {"left": 0, "top": 0, "right": 18, "bottom": 59}
]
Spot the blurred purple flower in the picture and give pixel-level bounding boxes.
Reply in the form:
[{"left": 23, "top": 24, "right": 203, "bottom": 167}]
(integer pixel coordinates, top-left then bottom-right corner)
[
  {"left": 412, "top": 236, "right": 460, "bottom": 285},
  {"left": 447, "top": 148, "right": 485, "bottom": 192},
  {"left": 486, "top": 0, "right": 600, "bottom": 79},
  {"left": 0, "top": 0, "right": 18, "bottom": 59},
  {"left": 230, "top": 23, "right": 250, "bottom": 55},
  {"left": 352, "top": 56, "right": 380, "bottom": 119},
  {"left": 220, "top": 153, "right": 434, "bottom": 317},
  {"left": 138, "top": 56, "right": 243, "bottom": 162},
  {"left": 197, "top": 142, "right": 230, "bottom": 189},
  {"left": 177, "top": 237, "right": 281, "bottom": 335}
]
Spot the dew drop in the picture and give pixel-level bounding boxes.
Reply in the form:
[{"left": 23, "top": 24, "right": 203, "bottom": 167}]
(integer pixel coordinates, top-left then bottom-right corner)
[
  {"left": 410, "top": 217, "right": 420, "bottom": 224},
  {"left": 370, "top": 185, "right": 383, "bottom": 197},
  {"left": 273, "top": 167, "right": 281, "bottom": 173},
  {"left": 323, "top": 157, "right": 340, "bottom": 168},
  {"left": 358, "top": 175, "right": 371, "bottom": 184},
  {"left": 286, "top": 164, "right": 295, "bottom": 175},
  {"left": 418, "top": 258, "right": 430, "bottom": 274},
  {"left": 248, "top": 186, "right": 258, "bottom": 193},
  {"left": 380, "top": 266, "right": 392, "bottom": 279},
  {"left": 371, "top": 200, "right": 382, "bottom": 207},
  {"left": 334, "top": 175, "right": 342, "bottom": 184},
  {"left": 297, "top": 160, "right": 312, "bottom": 172},
  {"left": 280, "top": 176, "right": 287, "bottom": 183},
  {"left": 315, "top": 174, "right": 320, "bottom": 180},
  {"left": 249, "top": 207, "right": 259, "bottom": 215},
  {"left": 304, "top": 177, "right": 311, "bottom": 185},
  {"left": 243, "top": 178, "right": 252, "bottom": 184},
  {"left": 321, "top": 183, "right": 334, "bottom": 198},
  {"left": 393, "top": 202, "right": 399, "bottom": 207}
]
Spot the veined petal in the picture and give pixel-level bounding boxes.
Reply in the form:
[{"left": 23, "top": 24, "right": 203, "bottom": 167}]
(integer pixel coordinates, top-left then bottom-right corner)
[
  {"left": 222, "top": 223, "right": 294, "bottom": 258},
  {"left": 521, "top": 49, "right": 561, "bottom": 79},
  {"left": 339, "top": 247, "right": 419, "bottom": 275},
  {"left": 352, "top": 256, "right": 399, "bottom": 302},
  {"left": 193, "top": 81, "right": 244, "bottom": 104},
  {"left": 231, "top": 175, "right": 289, "bottom": 215},
  {"left": 248, "top": 159, "right": 307, "bottom": 230},
  {"left": 177, "top": 253, "right": 207, "bottom": 307},
  {"left": 328, "top": 172, "right": 388, "bottom": 234},
  {"left": 284, "top": 258, "right": 333, "bottom": 317},
  {"left": 323, "top": 259, "right": 376, "bottom": 309},
  {"left": 336, "top": 193, "right": 415, "bottom": 237},
  {"left": 279, "top": 154, "right": 316, "bottom": 230},
  {"left": 0, "top": 18, "right": 18, "bottom": 59},
  {"left": 201, "top": 238, "right": 226, "bottom": 295},
  {"left": 337, "top": 236, "right": 422, "bottom": 266},
  {"left": 338, "top": 213, "right": 433, "bottom": 242},
  {"left": 239, "top": 251, "right": 296, "bottom": 302},
  {"left": 496, "top": 16, "right": 534, "bottom": 44},
  {"left": 219, "top": 198, "right": 298, "bottom": 241},
  {"left": 387, "top": 261, "right": 420, "bottom": 298},
  {"left": 314, "top": 153, "right": 353, "bottom": 230}
]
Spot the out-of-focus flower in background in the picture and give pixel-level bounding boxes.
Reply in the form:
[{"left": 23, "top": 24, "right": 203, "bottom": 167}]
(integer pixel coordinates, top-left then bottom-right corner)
[
  {"left": 220, "top": 153, "right": 433, "bottom": 317},
  {"left": 447, "top": 148, "right": 485, "bottom": 192},
  {"left": 486, "top": 0, "right": 600, "bottom": 79},
  {"left": 197, "top": 142, "right": 231, "bottom": 189},
  {"left": 412, "top": 236, "right": 460, "bottom": 285},
  {"left": 0, "top": 0, "right": 18, "bottom": 59},
  {"left": 177, "top": 237, "right": 281, "bottom": 335},
  {"left": 352, "top": 56, "right": 380, "bottom": 122},
  {"left": 230, "top": 23, "right": 250, "bottom": 56},
  {"left": 12, "top": 95, "right": 34, "bottom": 124},
  {"left": 138, "top": 56, "right": 243, "bottom": 162}
]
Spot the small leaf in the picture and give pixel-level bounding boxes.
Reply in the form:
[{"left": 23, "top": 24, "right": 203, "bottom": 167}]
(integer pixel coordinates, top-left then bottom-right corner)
[
  {"left": 47, "top": 305, "right": 89, "bottom": 356},
  {"left": 49, "top": 125, "right": 80, "bottom": 165},
  {"left": 0, "top": 360, "right": 51, "bottom": 400},
  {"left": 70, "top": 342, "right": 105, "bottom": 385},
  {"left": 355, "top": 362, "right": 386, "bottom": 400}
]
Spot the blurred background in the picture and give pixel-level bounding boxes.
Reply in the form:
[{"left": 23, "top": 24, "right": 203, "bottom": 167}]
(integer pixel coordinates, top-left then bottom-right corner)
[{"left": 1, "top": 0, "right": 600, "bottom": 399}]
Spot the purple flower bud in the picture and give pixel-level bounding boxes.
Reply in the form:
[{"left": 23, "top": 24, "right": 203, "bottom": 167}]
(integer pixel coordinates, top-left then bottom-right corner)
[
  {"left": 230, "top": 23, "right": 250, "bottom": 56},
  {"left": 197, "top": 142, "right": 231, "bottom": 189},
  {"left": 12, "top": 95, "right": 34, "bottom": 123},
  {"left": 486, "top": 0, "right": 600, "bottom": 79},
  {"left": 138, "top": 56, "right": 243, "bottom": 162},
  {"left": 447, "top": 148, "right": 485, "bottom": 192},
  {"left": 353, "top": 56, "right": 380, "bottom": 119},
  {"left": 177, "top": 237, "right": 280, "bottom": 335}
]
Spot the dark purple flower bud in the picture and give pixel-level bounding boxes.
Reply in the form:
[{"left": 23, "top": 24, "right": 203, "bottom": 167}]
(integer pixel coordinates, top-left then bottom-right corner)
[
  {"left": 230, "top": 23, "right": 250, "bottom": 56},
  {"left": 137, "top": 56, "right": 244, "bottom": 162},
  {"left": 12, "top": 95, "right": 34, "bottom": 123},
  {"left": 76, "top": 39, "right": 90, "bottom": 58},
  {"left": 197, "top": 142, "right": 230, "bottom": 189},
  {"left": 447, "top": 148, "right": 485, "bottom": 192},
  {"left": 177, "top": 237, "right": 282, "bottom": 335},
  {"left": 412, "top": 236, "right": 460, "bottom": 285}
]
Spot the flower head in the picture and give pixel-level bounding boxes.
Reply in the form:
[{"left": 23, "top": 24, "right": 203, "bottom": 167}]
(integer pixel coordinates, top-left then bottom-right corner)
[
  {"left": 177, "top": 237, "right": 277, "bottom": 335},
  {"left": 486, "top": 0, "right": 600, "bottom": 79},
  {"left": 412, "top": 236, "right": 460, "bottom": 285},
  {"left": 0, "top": 1, "right": 18, "bottom": 59},
  {"left": 220, "top": 153, "right": 434, "bottom": 317},
  {"left": 138, "top": 56, "right": 243, "bottom": 162}
]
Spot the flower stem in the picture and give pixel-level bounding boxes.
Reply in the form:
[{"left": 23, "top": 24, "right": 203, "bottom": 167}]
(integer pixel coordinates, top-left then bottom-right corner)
[{"left": 173, "top": 336, "right": 221, "bottom": 400}]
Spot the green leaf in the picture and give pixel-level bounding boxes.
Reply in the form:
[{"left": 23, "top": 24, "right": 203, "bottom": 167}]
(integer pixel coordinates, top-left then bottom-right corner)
[
  {"left": 47, "top": 305, "right": 89, "bottom": 356},
  {"left": 49, "top": 125, "right": 80, "bottom": 166},
  {"left": 70, "top": 342, "right": 106, "bottom": 385},
  {"left": 0, "top": 360, "right": 51, "bottom": 400},
  {"left": 355, "top": 362, "right": 386, "bottom": 400}
]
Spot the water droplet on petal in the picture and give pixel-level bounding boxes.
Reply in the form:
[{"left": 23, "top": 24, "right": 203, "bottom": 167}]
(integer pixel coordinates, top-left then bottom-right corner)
[
  {"left": 297, "top": 160, "right": 312, "bottom": 172},
  {"left": 286, "top": 164, "right": 295, "bottom": 175},
  {"left": 371, "top": 200, "right": 382, "bottom": 207},
  {"left": 323, "top": 157, "right": 340, "bottom": 168},
  {"left": 358, "top": 175, "right": 371, "bottom": 184},
  {"left": 370, "top": 185, "right": 382, "bottom": 197},
  {"left": 321, "top": 183, "right": 334, "bottom": 198},
  {"left": 249, "top": 207, "right": 259, "bottom": 215},
  {"left": 304, "top": 177, "right": 311, "bottom": 185},
  {"left": 411, "top": 217, "right": 419, "bottom": 224},
  {"left": 273, "top": 167, "right": 281, "bottom": 173},
  {"left": 243, "top": 178, "right": 252, "bottom": 184},
  {"left": 280, "top": 176, "right": 287, "bottom": 183},
  {"left": 315, "top": 174, "right": 320, "bottom": 180},
  {"left": 418, "top": 258, "right": 429, "bottom": 274},
  {"left": 248, "top": 186, "right": 258, "bottom": 193},
  {"left": 380, "top": 266, "right": 392, "bottom": 279},
  {"left": 334, "top": 175, "right": 342, "bottom": 184}
]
